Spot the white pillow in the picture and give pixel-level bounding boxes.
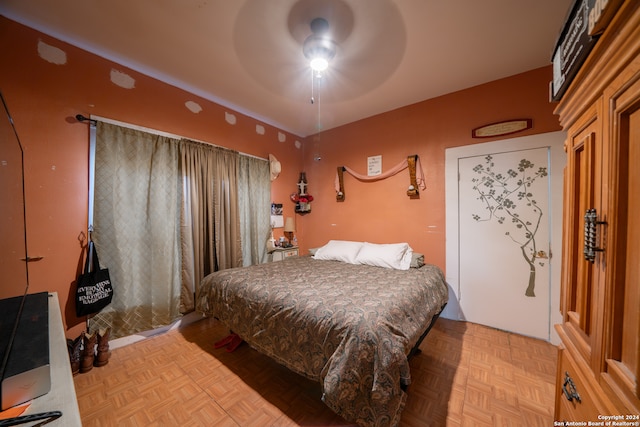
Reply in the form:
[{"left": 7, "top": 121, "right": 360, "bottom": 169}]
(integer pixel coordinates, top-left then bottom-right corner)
[
  {"left": 355, "top": 242, "right": 413, "bottom": 270},
  {"left": 312, "top": 240, "right": 364, "bottom": 264}
]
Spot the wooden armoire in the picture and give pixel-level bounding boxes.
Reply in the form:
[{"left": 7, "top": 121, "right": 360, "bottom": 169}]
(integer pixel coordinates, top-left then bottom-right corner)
[{"left": 554, "top": 0, "right": 640, "bottom": 422}]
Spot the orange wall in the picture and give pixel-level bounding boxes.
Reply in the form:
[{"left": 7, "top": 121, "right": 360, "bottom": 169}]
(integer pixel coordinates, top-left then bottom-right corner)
[
  {"left": 298, "top": 67, "right": 562, "bottom": 267},
  {"left": 1, "top": 16, "right": 562, "bottom": 339},
  {"left": 0, "top": 17, "right": 303, "bottom": 339}
]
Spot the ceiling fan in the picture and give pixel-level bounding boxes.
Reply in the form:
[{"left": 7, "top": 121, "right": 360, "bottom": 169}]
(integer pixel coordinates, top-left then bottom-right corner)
[
  {"left": 233, "top": 0, "right": 405, "bottom": 105},
  {"left": 302, "top": 17, "right": 338, "bottom": 73}
]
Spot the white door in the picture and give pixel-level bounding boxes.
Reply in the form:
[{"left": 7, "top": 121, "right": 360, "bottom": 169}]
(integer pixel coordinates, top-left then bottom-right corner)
[{"left": 444, "top": 132, "right": 565, "bottom": 341}]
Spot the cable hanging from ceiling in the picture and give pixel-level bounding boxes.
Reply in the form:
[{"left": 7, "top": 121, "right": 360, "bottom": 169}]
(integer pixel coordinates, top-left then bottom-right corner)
[
  {"left": 311, "top": 68, "right": 322, "bottom": 133},
  {"left": 303, "top": 17, "right": 336, "bottom": 136}
]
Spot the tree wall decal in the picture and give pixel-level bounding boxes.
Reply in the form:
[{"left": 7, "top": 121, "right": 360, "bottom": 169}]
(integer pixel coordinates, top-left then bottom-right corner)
[{"left": 470, "top": 155, "right": 548, "bottom": 297}]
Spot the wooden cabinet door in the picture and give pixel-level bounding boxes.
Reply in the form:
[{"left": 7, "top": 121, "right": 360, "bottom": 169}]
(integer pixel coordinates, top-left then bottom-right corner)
[
  {"left": 600, "top": 69, "right": 640, "bottom": 413},
  {"left": 560, "top": 100, "right": 604, "bottom": 368},
  {"left": 555, "top": 3, "right": 640, "bottom": 418}
]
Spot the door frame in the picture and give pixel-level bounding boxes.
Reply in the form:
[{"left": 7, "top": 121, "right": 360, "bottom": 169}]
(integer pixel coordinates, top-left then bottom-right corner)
[{"left": 443, "top": 131, "right": 566, "bottom": 343}]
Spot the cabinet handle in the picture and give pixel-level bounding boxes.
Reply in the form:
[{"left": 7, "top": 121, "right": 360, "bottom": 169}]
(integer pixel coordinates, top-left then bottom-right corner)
[
  {"left": 583, "top": 209, "right": 606, "bottom": 263},
  {"left": 562, "top": 371, "right": 581, "bottom": 403}
]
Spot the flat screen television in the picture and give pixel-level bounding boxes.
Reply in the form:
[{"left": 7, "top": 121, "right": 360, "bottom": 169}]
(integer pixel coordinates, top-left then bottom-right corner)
[
  {"left": 0, "top": 91, "right": 52, "bottom": 413},
  {"left": 0, "top": 91, "right": 28, "bottom": 300}
]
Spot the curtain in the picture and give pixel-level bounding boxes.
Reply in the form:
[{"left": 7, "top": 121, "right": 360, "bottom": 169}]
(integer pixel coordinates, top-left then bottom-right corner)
[
  {"left": 91, "top": 122, "right": 182, "bottom": 339},
  {"left": 237, "top": 155, "right": 271, "bottom": 266},
  {"left": 179, "top": 140, "right": 214, "bottom": 313},
  {"left": 212, "top": 147, "right": 242, "bottom": 270},
  {"left": 180, "top": 140, "right": 246, "bottom": 309},
  {"left": 90, "top": 124, "right": 269, "bottom": 337},
  {"left": 179, "top": 140, "right": 217, "bottom": 312}
]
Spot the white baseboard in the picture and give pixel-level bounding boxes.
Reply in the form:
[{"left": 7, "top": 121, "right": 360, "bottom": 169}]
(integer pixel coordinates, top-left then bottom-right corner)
[{"left": 109, "top": 311, "right": 205, "bottom": 350}]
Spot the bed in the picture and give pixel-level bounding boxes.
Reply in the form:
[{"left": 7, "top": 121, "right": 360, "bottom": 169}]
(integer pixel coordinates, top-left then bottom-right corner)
[{"left": 196, "top": 241, "right": 448, "bottom": 427}]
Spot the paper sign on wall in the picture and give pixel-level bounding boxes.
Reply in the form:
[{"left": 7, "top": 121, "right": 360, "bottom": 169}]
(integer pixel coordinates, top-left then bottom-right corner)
[
  {"left": 368, "top": 155, "right": 382, "bottom": 176},
  {"left": 271, "top": 203, "right": 283, "bottom": 228}
]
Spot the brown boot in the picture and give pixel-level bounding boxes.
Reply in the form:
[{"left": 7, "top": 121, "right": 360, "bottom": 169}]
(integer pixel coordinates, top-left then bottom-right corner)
[
  {"left": 80, "top": 331, "right": 96, "bottom": 373},
  {"left": 94, "top": 328, "right": 111, "bottom": 367},
  {"left": 67, "top": 335, "right": 82, "bottom": 375}
]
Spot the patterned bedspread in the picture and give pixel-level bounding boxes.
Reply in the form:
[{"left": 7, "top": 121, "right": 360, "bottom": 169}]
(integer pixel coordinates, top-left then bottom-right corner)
[{"left": 196, "top": 256, "right": 448, "bottom": 427}]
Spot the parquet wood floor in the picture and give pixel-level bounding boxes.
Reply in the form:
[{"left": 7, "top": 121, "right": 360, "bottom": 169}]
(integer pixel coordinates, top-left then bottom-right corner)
[{"left": 73, "top": 317, "right": 557, "bottom": 426}]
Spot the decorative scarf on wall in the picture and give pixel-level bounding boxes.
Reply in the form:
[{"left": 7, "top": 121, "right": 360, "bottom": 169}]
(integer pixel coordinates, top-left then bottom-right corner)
[{"left": 334, "top": 155, "right": 426, "bottom": 201}]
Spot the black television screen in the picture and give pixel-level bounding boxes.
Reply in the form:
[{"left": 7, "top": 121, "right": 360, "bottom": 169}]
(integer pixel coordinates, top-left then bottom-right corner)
[
  {"left": 0, "top": 91, "right": 29, "bottom": 300},
  {"left": 0, "top": 90, "right": 32, "bottom": 403}
]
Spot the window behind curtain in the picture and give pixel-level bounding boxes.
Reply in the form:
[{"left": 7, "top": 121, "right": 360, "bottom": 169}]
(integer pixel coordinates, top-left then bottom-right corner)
[{"left": 90, "top": 122, "right": 271, "bottom": 338}]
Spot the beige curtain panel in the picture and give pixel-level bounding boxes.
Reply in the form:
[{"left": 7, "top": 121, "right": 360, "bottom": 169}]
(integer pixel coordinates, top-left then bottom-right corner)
[
  {"left": 91, "top": 122, "right": 182, "bottom": 338},
  {"left": 237, "top": 154, "right": 271, "bottom": 267}
]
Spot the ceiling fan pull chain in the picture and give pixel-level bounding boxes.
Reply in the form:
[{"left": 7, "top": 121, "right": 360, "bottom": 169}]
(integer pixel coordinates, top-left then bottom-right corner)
[
  {"left": 316, "top": 74, "right": 321, "bottom": 131},
  {"left": 310, "top": 68, "right": 315, "bottom": 104}
]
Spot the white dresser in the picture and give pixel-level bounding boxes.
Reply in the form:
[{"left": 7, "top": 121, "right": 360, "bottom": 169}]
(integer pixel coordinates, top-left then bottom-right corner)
[{"left": 15, "top": 292, "right": 82, "bottom": 426}]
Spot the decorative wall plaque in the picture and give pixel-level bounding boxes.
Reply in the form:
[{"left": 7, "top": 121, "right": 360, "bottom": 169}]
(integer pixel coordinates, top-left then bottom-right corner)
[{"left": 472, "top": 119, "right": 532, "bottom": 138}]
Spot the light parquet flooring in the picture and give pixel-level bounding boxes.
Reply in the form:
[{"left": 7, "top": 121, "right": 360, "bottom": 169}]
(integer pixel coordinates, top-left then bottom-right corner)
[{"left": 73, "top": 317, "right": 557, "bottom": 426}]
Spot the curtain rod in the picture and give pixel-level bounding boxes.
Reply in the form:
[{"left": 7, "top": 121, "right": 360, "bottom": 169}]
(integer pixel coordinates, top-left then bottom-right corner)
[
  {"left": 75, "top": 114, "right": 267, "bottom": 161},
  {"left": 76, "top": 114, "right": 97, "bottom": 126}
]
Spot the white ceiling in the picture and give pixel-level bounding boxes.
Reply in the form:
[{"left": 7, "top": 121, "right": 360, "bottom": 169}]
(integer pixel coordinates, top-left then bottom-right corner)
[{"left": 0, "top": 0, "right": 573, "bottom": 137}]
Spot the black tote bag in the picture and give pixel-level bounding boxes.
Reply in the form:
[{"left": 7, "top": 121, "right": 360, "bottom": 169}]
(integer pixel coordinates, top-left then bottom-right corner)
[{"left": 75, "top": 240, "right": 114, "bottom": 317}]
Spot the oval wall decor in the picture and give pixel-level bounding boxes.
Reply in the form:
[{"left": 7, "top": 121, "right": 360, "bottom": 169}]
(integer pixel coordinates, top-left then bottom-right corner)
[{"left": 472, "top": 119, "right": 532, "bottom": 138}]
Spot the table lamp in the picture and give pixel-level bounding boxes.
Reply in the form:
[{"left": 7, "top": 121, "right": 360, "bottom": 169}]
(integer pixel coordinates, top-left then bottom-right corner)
[{"left": 284, "top": 217, "right": 295, "bottom": 247}]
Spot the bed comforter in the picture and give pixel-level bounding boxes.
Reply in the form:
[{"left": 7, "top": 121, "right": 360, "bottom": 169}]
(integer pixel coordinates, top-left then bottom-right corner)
[{"left": 196, "top": 256, "right": 448, "bottom": 427}]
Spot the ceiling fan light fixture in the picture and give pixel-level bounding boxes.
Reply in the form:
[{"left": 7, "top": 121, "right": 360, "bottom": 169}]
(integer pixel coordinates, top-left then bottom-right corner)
[
  {"left": 309, "top": 56, "right": 329, "bottom": 72},
  {"left": 303, "top": 18, "right": 337, "bottom": 72}
]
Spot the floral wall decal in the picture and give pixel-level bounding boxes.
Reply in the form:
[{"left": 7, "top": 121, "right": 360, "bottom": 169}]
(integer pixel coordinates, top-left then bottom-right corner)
[{"left": 470, "top": 155, "right": 548, "bottom": 297}]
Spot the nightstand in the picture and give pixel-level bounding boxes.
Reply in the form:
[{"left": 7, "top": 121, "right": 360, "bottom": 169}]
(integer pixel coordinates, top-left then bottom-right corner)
[{"left": 269, "top": 246, "right": 298, "bottom": 262}]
